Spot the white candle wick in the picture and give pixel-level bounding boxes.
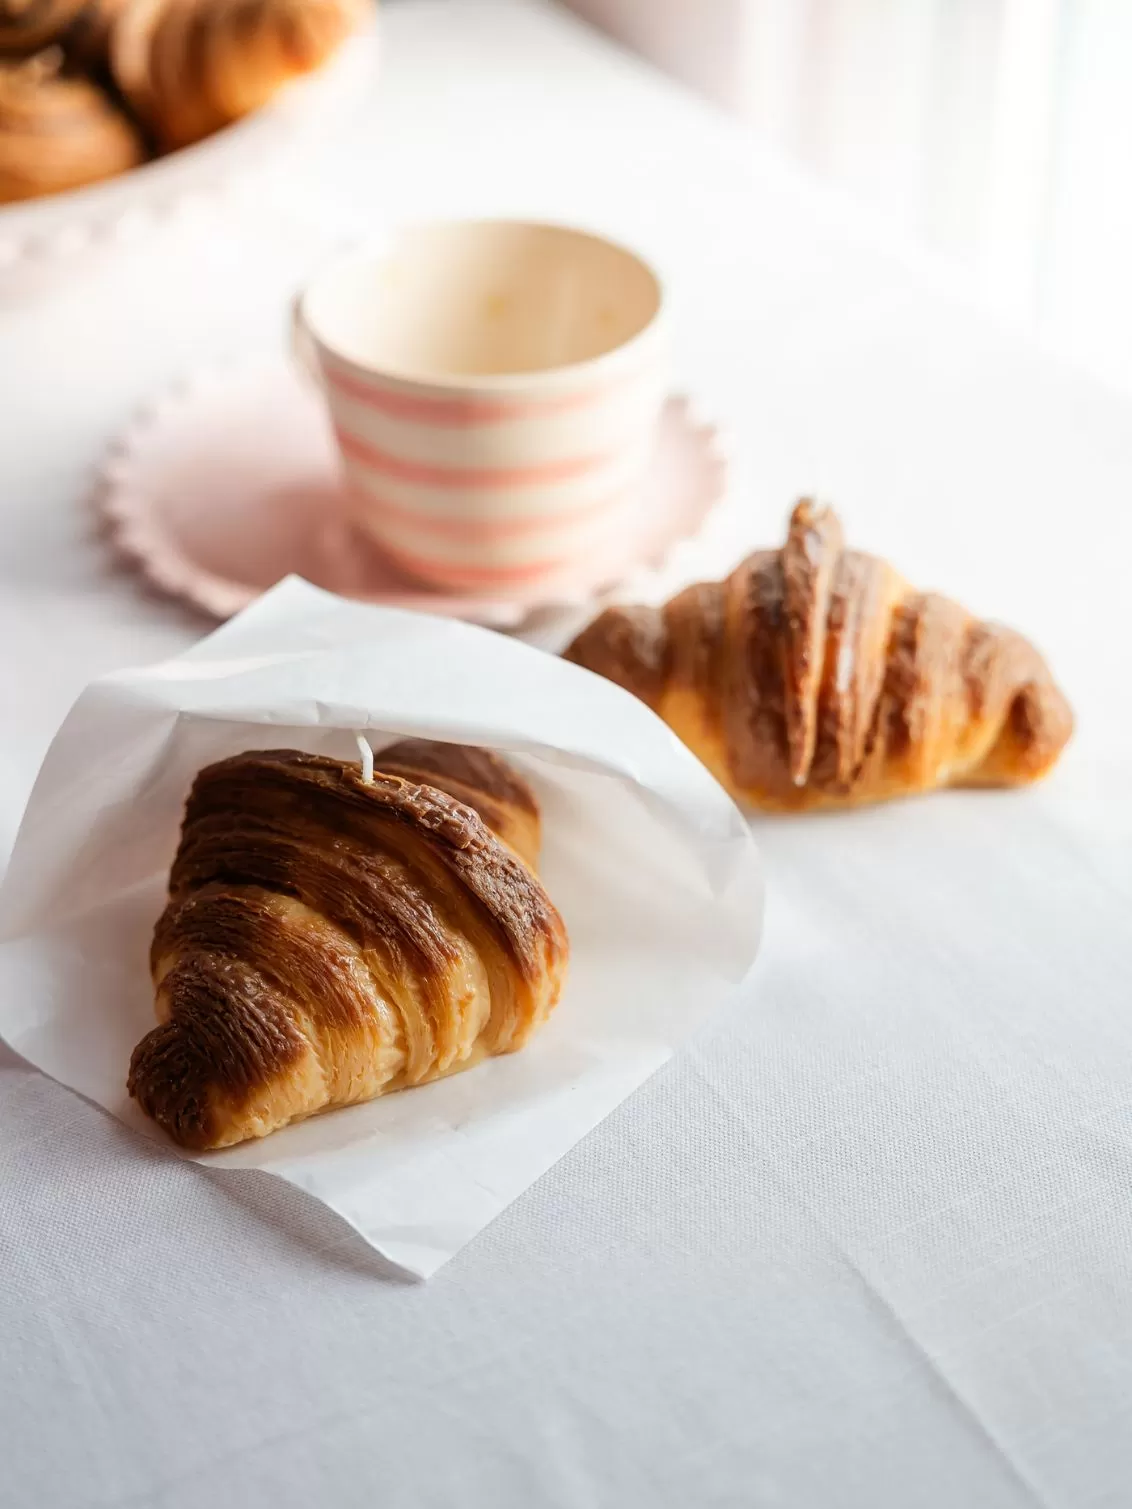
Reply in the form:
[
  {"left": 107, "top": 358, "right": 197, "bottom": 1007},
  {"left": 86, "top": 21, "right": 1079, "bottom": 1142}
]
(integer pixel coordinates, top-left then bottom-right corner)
[{"left": 355, "top": 732, "right": 374, "bottom": 784}]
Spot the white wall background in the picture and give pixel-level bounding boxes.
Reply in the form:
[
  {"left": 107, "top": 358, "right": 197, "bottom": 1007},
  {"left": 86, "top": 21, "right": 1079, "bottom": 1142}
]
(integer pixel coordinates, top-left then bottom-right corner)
[{"left": 563, "top": 0, "right": 1132, "bottom": 398}]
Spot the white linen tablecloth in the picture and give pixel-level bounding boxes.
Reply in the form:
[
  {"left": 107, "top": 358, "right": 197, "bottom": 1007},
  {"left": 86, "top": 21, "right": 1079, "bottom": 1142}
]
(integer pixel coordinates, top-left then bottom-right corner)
[{"left": 1, "top": 4, "right": 1130, "bottom": 1506}]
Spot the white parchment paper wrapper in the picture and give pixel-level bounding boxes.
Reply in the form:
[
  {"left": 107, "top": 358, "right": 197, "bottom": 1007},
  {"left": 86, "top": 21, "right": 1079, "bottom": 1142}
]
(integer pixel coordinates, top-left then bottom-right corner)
[{"left": 0, "top": 579, "right": 762, "bottom": 1278}]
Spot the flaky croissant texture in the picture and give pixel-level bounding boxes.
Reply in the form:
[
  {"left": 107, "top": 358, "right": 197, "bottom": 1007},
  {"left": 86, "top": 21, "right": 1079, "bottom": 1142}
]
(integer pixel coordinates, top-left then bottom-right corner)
[
  {"left": 128, "top": 741, "right": 569, "bottom": 1150},
  {"left": 0, "top": 0, "right": 86, "bottom": 53},
  {"left": 112, "top": 0, "right": 363, "bottom": 149},
  {"left": 566, "top": 501, "right": 1073, "bottom": 812},
  {"left": 62, "top": 0, "right": 129, "bottom": 65},
  {"left": 0, "top": 49, "right": 143, "bottom": 203},
  {"left": 0, "top": 0, "right": 127, "bottom": 65}
]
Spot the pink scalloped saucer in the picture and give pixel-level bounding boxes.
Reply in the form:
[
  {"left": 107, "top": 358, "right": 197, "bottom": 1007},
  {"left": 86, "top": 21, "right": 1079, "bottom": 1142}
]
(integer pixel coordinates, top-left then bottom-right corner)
[{"left": 97, "top": 357, "right": 728, "bottom": 629}]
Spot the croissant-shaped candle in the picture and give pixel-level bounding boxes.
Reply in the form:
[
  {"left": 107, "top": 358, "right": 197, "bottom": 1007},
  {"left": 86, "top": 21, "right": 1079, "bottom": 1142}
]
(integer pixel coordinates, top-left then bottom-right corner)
[
  {"left": 128, "top": 742, "right": 569, "bottom": 1150},
  {"left": 0, "top": 49, "right": 144, "bottom": 203},
  {"left": 112, "top": 0, "right": 363, "bottom": 149},
  {"left": 374, "top": 739, "right": 543, "bottom": 871},
  {"left": 566, "top": 501, "right": 1073, "bottom": 812}
]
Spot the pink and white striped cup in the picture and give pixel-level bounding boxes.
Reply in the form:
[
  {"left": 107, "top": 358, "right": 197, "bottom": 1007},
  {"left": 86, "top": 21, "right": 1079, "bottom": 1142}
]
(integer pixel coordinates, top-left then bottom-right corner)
[{"left": 292, "top": 220, "right": 667, "bottom": 595}]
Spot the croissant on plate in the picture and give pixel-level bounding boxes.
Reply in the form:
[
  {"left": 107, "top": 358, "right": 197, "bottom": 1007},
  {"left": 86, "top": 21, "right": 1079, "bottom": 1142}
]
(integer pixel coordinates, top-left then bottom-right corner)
[
  {"left": 0, "top": 0, "right": 126, "bottom": 64},
  {"left": 0, "top": 0, "right": 86, "bottom": 54},
  {"left": 565, "top": 501, "right": 1073, "bottom": 812},
  {"left": 0, "top": 49, "right": 143, "bottom": 203},
  {"left": 112, "top": 0, "right": 363, "bottom": 149},
  {"left": 62, "top": 0, "right": 128, "bottom": 65},
  {"left": 128, "top": 741, "right": 570, "bottom": 1151}
]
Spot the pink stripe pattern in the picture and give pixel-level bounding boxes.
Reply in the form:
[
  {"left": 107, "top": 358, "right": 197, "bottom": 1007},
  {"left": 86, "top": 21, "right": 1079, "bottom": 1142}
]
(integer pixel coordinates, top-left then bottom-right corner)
[
  {"left": 335, "top": 424, "right": 614, "bottom": 489},
  {"left": 315, "top": 321, "right": 664, "bottom": 592},
  {"left": 380, "top": 540, "right": 578, "bottom": 587},
  {"left": 325, "top": 361, "right": 642, "bottom": 425},
  {"left": 351, "top": 483, "right": 628, "bottom": 541}
]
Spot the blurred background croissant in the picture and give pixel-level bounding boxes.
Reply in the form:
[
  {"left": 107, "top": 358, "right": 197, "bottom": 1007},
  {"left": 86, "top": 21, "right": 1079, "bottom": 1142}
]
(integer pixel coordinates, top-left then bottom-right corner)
[{"left": 0, "top": 0, "right": 366, "bottom": 202}]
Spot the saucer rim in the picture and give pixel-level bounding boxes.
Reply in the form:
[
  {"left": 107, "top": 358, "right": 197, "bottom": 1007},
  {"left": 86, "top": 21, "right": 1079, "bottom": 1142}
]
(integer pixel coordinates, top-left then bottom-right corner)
[{"left": 95, "top": 354, "right": 730, "bottom": 630}]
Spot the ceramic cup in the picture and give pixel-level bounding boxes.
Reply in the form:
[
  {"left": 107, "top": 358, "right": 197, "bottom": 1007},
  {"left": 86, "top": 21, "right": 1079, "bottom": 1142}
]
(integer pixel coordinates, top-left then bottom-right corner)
[{"left": 292, "top": 219, "right": 667, "bottom": 594}]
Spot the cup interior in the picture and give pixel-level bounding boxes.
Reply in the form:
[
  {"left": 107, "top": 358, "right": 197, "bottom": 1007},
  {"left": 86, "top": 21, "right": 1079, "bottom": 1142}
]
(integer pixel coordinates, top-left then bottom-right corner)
[{"left": 302, "top": 221, "right": 663, "bottom": 384}]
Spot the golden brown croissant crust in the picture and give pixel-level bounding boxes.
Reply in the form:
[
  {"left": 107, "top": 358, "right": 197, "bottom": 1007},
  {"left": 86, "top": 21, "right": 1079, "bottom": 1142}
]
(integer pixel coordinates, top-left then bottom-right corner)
[
  {"left": 62, "top": 0, "right": 128, "bottom": 64},
  {"left": 0, "top": 49, "right": 143, "bottom": 203},
  {"left": 0, "top": 0, "right": 362, "bottom": 203},
  {"left": 375, "top": 738, "right": 542, "bottom": 871},
  {"left": 129, "top": 746, "right": 569, "bottom": 1150},
  {"left": 112, "top": 0, "right": 362, "bottom": 149},
  {"left": 566, "top": 501, "right": 1073, "bottom": 812},
  {"left": 0, "top": 0, "right": 83, "bottom": 52}
]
